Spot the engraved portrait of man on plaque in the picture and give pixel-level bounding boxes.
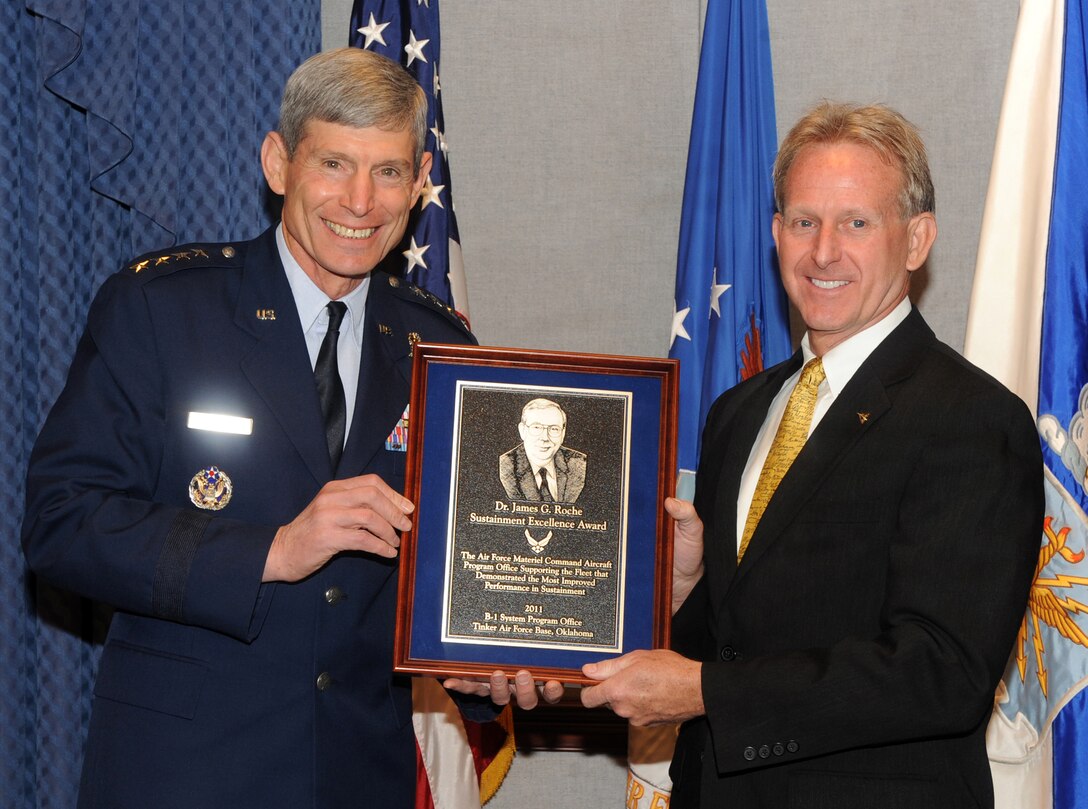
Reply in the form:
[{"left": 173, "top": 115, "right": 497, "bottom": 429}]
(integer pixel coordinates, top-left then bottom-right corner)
[
  {"left": 394, "top": 344, "right": 677, "bottom": 683},
  {"left": 442, "top": 383, "right": 631, "bottom": 654},
  {"left": 498, "top": 398, "right": 587, "bottom": 504}
]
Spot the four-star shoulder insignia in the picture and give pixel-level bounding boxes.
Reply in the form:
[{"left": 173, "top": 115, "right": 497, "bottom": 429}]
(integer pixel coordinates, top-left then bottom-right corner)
[
  {"left": 125, "top": 242, "right": 243, "bottom": 277},
  {"left": 383, "top": 273, "right": 472, "bottom": 336}
]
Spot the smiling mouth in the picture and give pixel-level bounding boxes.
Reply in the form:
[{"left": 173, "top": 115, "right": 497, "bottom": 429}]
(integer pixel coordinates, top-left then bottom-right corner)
[
  {"left": 810, "top": 278, "right": 849, "bottom": 289},
  {"left": 324, "top": 220, "right": 376, "bottom": 239}
]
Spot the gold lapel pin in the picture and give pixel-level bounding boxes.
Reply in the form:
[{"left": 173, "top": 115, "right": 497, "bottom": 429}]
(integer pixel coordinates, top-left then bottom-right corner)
[
  {"left": 857, "top": 412, "right": 870, "bottom": 425},
  {"left": 378, "top": 323, "right": 393, "bottom": 335},
  {"left": 256, "top": 309, "right": 276, "bottom": 321}
]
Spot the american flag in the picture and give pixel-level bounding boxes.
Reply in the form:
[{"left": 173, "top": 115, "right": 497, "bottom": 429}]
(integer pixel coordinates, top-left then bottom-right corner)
[
  {"left": 349, "top": 7, "right": 503, "bottom": 809},
  {"left": 349, "top": 0, "right": 469, "bottom": 322}
]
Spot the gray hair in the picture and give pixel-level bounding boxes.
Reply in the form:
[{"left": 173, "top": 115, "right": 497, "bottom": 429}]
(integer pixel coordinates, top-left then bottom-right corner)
[
  {"left": 521, "top": 399, "right": 567, "bottom": 428},
  {"left": 278, "top": 48, "right": 428, "bottom": 172}
]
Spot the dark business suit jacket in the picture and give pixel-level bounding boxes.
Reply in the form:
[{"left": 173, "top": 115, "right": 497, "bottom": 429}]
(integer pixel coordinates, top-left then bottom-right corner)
[
  {"left": 22, "top": 227, "right": 477, "bottom": 808},
  {"left": 498, "top": 443, "right": 587, "bottom": 502},
  {"left": 669, "top": 309, "right": 1042, "bottom": 809}
]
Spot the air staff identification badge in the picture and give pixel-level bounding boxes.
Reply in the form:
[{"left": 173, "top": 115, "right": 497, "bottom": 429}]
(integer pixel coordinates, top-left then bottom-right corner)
[{"left": 189, "top": 466, "right": 233, "bottom": 510}]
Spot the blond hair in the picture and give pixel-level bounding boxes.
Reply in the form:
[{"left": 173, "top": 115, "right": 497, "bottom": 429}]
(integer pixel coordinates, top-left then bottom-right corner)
[{"left": 773, "top": 102, "right": 934, "bottom": 218}]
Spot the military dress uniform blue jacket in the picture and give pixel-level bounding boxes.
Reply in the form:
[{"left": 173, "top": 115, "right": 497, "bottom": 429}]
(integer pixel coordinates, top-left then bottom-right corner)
[{"left": 22, "top": 226, "right": 478, "bottom": 808}]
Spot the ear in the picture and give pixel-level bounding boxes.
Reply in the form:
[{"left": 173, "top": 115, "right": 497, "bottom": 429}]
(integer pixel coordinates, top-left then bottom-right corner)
[
  {"left": 410, "top": 151, "right": 434, "bottom": 201},
  {"left": 905, "top": 212, "right": 937, "bottom": 272},
  {"left": 771, "top": 212, "right": 783, "bottom": 251},
  {"left": 261, "top": 132, "right": 289, "bottom": 196}
]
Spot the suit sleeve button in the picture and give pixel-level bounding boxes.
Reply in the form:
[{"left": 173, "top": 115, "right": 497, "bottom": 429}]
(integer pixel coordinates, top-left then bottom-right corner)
[
  {"left": 786, "top": 740, "right": 799, "bottom": 753},
  {"left": 719, "top": 645, "right": 736, "bottom": 661},
  {"left": 758, "top": 745, "right": 771, "bottom": 759},
  {"left": 743, "top": 746, "right": 756, "bottom": 761},
  {"left": 316, "top": 672, "right": 332, "bottom": 691},
  {"left": 773, "top": 743, "right": 784, "bottom": 756},
  {"left": 325, "top": 586, "right": 345, "bottom": 605}
]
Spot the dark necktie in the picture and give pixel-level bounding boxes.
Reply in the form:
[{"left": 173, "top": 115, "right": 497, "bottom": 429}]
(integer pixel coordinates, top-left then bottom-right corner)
[
  {"left": 315, "top": 301, "right": 348, "bottom": 469},
  {"left": 538, "top": 468, "right": 554, "bottom": 502}
]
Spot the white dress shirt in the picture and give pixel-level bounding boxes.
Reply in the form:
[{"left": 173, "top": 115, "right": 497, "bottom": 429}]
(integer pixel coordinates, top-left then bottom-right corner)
[
  {"left": 734, "top": 298, "right": 912, "bottom": 549},
  {"left": 277, "top": 225, "right": 368, "bottom": 444}
]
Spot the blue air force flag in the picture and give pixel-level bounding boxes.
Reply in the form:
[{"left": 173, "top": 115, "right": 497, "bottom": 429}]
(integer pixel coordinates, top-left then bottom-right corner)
[
  {"left": 634, "top": 0, "right": 791, "bottom": 804},
  {"left": 667, "top": 0, "right": 791, "bottom": 496},
  {"left": 966, "top": 1, "right": 1088, "bottom": 806}
]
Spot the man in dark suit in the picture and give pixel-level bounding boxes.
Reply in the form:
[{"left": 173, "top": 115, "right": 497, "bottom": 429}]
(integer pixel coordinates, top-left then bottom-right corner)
[
  {"left": 498, "top": 398, "right": 587, "bottom": 502},
  {"left": 21, "top": 48, "right": 552, "bottom": 809},
  {"left": 580, "top": 103, "right": 1043, "bottom": 808}
]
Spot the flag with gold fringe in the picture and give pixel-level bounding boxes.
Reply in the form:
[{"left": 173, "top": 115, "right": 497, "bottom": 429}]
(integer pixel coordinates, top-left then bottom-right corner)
[
  {"left": 348, "top": 2, "right": 512, "bottom": 806},
  {"left": 966, "top": 1, "right": 1088, "bottom": 806}
]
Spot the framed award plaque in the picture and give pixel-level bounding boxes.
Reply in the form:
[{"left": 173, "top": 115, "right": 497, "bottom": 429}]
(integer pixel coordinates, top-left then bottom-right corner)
[{"left": 394, "top": 343, "right": 678, "bottom": 684}]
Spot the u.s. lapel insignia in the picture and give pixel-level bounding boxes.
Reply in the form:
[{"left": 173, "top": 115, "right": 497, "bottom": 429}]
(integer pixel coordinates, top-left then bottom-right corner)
[
  {"left": 857, "top": 412, "right": 871, "bottom": 425},
  {"left": 378, "top": 323, "right": 393, "bottom": 335},
  {"left": 189, "top": 466, "right": 233, "bottom": 510},
  {"left": 256, "top": 309, "right": 276, "bottom": 321},
  {"left": 385, "top": 405, "right": 409, "bottom": 452},
  {"left": 408, "top": 332, "right": 421, "bottom": 357}
]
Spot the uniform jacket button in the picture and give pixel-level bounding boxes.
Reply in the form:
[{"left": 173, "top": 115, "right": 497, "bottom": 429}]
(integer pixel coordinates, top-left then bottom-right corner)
[
  {"left": 743, "top": 746, "right": 756, "bottom": 761},
  {"left": 773, "top": 743, "right": 785, "bottom": 756},
  {"left": 316, "top": 672, "right": 332, "bottom": 691},
  {"left": 786, "top": 740, "right": 799, "bottom": 753},
  {"left": 758, "top": 745, "right": 771, "bottom": 759},
  {"left": 325, "top": 586, "right": 344, "bottom": 604},
  {"left": 719, "top": 645, "right": 736, "bottom": 661}
]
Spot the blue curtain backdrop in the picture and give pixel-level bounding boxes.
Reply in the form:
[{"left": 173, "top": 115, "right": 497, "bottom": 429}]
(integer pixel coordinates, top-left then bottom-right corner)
[{"left": 0, "top": 3, "right": 320, "bottom": 805}]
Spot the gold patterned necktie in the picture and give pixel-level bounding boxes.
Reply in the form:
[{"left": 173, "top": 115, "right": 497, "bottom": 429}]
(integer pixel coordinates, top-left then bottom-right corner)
[{"left": 738, "top": 357, "right": 826, "bottom": 562}]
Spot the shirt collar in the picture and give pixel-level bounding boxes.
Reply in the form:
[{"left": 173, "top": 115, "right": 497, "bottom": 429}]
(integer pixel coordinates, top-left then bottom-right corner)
[
  {"left": 800, "top": 297, "right": 912, "bottom": 396},
  {"left": 276, "top": 224, "right": 369, "bottom": 346}
]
